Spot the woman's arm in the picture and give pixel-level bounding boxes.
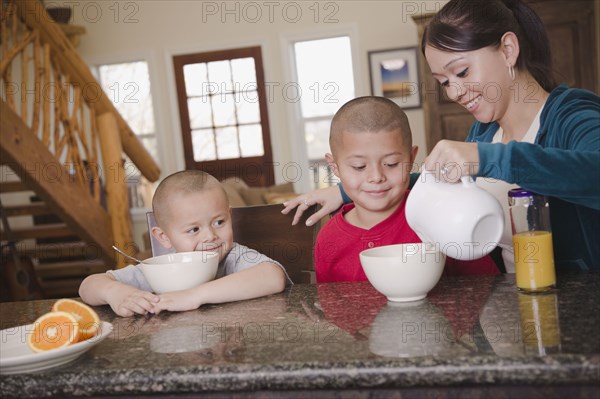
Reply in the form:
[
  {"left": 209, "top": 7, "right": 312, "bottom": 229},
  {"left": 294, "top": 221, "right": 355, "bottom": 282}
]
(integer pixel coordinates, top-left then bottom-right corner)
[
  {"left": 281, "top": 185, "right": 343, "bottom": 226},
  {"left": 478, "top": 142, "right": 600, "bottom": 210},
  {"left": 281, "top": 173, "right": 423, "bottom": 226},
  {"left": 483, "top": 92, "right": 599, "bottom": 209},
  {"left": 426, "top": 89, "right": 600, "bottom": 210}
]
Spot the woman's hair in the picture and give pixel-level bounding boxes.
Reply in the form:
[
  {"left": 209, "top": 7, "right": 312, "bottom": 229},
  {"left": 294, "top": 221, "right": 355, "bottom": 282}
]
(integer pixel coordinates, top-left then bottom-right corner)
[{"left": 421, "top": 0, "right": 556, "bottom": 91}]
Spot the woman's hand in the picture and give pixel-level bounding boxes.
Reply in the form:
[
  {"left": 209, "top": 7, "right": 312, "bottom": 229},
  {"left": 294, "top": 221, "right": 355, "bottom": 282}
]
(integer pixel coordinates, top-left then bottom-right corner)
[
  {"left": 281, "top": 185, "right": 344, "bottom": 226},
  {"left": 424, "top": 140, "right": 480, "bottom": 182}
]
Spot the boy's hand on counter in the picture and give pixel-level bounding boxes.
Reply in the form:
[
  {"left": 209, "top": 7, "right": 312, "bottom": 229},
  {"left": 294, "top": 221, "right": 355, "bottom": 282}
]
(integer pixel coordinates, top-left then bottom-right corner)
[
  {"left": 107, "top": 284, "right": 160, "bottom": 317},
  {"left": 153, "top": 290, "right": 201, "bottom": 314}
]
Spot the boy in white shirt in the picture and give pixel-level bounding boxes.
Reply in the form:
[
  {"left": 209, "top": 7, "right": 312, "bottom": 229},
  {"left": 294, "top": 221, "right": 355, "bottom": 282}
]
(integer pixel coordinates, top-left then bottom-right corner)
[{"left": 79, "top": 170, "right": 288, "bottom": 317}]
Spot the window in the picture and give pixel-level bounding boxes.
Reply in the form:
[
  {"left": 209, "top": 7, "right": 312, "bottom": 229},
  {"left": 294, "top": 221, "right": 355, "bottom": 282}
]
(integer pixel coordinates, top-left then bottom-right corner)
[
  {"left": 98, "top": 61, "right": 158, "bottom": 164},
  {"left": 292, "top": 36, "right": 356, "bottom": 190},
  {"left": 97, "top": 60, "right": 158, "bottom": 208},
  {"left": 173, "top": 46, "right": 274, "bottom": 186}
]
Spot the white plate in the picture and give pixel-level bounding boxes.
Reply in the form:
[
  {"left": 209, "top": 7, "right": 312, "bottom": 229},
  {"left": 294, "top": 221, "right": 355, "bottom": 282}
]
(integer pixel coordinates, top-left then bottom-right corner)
[{"left": 0, "top": 321, "right": 113, "bottom": 375}]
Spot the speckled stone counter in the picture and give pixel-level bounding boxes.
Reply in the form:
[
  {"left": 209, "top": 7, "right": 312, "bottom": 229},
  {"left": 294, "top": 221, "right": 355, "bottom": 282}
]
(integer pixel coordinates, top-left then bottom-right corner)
[{"left": 1, "top": 274, "right": 599, "bottom": 398}]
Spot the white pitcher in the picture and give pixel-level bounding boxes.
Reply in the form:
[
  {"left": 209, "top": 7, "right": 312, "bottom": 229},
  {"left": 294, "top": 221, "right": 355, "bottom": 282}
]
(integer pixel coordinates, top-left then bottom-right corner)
[{"left": 405, "top": 171, "right": 504, "bottom": 261}]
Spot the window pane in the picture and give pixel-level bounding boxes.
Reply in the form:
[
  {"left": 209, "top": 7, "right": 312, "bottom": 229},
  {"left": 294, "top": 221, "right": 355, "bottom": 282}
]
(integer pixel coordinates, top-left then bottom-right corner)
[
  {"left": 183, "top": 63, "right": 208, "bottom": 97},
  {"left": 211, "top": 93, "right": 236, "bottom": 127},
  {"left": 231, "top": 57, "right": 256, "bottom": 88},
  {"left": 239, "top": 124, "right": 264, "bottom": 157},
  {"left": 305, "top": 119, "right": 331, "bottom": 160},
  {"left": 192, "top": 129, "right": 216, "bottom": 161},
  {"left": 236, "top": 91, "right": 260, "bottom": 124},
  {"left": 99, "top": 61, "right": 156, "bottom": 135},
  {"left": 188, "top": 97, "right": 213, "bottom": 129},
  {"left": 216, "top": 126, "right": 240, "bottom": 159},
  {"left": 294, "top": 37, "right": 355, "bottom": 118},
  {"left": 207, "top": 60, "right": 233, "bottom": 94}
]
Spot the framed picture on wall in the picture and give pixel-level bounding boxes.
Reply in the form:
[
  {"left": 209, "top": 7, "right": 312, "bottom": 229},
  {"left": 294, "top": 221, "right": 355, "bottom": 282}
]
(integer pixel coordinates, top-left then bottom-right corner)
[{"left": 368, "top": 47, "right": 421, "bottom": 109}]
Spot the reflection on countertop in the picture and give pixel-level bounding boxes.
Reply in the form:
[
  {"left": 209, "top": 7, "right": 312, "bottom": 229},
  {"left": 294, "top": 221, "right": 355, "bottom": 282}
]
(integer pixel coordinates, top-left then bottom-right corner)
[
  {"left": 369, "top": 299, "right": 470, "bottom": 358},
  {"left": 1, "top": 273, "right": 598, "bottom": 398}
]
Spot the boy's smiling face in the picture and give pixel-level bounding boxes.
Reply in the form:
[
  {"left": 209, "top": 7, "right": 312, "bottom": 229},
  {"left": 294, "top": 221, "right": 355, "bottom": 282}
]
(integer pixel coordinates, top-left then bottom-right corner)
[
  {"left": 152, "top": 187, "right": 233, "bottom": 263},
  {"left": 327, "top": 129, "right": 417, "bottom": 226}
]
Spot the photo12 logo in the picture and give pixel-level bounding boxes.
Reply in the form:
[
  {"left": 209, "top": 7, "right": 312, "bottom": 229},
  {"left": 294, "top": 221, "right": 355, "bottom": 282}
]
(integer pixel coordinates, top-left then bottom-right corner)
[
  {"left": 200, "top": 81, "right": 341, "bottom": 104},
  {"left": 28, "top": 1, "right": 140, "bottom": 24},
  {"left": 201, "top": 1, "right": 340, "bottom": 24}
]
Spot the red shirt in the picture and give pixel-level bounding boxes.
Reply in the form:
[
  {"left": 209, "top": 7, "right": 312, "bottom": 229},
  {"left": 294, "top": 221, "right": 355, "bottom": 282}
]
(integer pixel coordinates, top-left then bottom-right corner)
[
  {"left": 315, "top": 199, "right": 420, "bottom": 283},
  {"left": 314, "top": 195, "right": 499, "bottom": 283}
]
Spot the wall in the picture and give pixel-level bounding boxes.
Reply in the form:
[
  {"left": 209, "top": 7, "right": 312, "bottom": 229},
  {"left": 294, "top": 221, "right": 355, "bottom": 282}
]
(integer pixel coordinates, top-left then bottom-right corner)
[{"left": 69, "top": 0, "right": 447, "bottom": 189}]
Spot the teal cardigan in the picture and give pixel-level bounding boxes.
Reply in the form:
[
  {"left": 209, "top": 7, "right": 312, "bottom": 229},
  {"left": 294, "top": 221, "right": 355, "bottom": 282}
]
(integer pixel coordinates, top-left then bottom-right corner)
[{"left": 467, "top": 85, "right": 599, "bottom": 272}]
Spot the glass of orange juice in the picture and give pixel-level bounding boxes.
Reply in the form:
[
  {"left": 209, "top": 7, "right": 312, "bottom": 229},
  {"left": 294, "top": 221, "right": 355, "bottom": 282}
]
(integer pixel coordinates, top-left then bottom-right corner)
[{"left": 508, "top": 189, "right": 556, "bottom": 293}]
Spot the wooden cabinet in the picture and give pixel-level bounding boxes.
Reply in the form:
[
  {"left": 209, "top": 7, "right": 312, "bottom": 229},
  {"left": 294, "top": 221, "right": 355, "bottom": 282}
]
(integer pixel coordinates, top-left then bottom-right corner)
[{"left": 412, "top": 0, "right": 598, "bottom": 152}]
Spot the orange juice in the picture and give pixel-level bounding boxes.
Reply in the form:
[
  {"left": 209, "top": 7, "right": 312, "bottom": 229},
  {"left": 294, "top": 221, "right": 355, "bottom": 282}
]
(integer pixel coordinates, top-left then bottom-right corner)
[{"left": 513, "top": 231, "right": 556, "bottom": 292}]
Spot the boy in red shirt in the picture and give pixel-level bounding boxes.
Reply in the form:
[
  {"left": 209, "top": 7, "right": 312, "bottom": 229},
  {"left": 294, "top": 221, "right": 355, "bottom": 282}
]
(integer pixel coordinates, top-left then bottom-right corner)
[{"left": 314, "top": 97, "right": 498, "bottom": 283}]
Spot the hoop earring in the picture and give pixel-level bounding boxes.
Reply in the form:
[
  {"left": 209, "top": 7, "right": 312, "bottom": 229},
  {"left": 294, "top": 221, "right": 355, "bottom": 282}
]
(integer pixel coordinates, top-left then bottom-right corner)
[{"left": 508, "top": 64, "right": 516, "bottom": 81}]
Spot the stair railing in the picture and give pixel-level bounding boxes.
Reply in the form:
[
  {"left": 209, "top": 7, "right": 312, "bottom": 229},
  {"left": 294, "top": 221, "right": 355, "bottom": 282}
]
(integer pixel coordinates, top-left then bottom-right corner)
[{"left": 1, "top": 0, "right": 161, "bottom": 268}]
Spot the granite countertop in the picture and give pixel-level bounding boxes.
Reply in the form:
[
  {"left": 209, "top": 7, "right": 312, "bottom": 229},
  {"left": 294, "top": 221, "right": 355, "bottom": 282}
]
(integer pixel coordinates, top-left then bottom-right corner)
[{"left": 1, "top": 274, "right": 599, "bottom": 397}]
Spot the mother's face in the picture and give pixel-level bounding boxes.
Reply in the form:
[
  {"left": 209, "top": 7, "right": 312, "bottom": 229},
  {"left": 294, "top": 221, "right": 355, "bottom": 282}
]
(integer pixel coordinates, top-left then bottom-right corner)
[{"left": 424, "top": 45, "right": 514, "bottom": 124}]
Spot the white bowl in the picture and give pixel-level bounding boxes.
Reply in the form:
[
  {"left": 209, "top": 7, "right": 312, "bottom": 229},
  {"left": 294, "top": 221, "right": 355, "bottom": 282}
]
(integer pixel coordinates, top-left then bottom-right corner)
[
  {"left": 360, "top": 243, "right": 445, "bottom": 302},
  {"left": 140, "top": 251, "right": 219, "bottom": 294}
]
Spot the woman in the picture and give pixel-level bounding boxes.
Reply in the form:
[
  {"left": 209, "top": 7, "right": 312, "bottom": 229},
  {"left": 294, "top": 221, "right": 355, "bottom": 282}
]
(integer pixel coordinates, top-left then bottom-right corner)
[{"left": 283, "top": 0, "right": 599, "bottom": 273}]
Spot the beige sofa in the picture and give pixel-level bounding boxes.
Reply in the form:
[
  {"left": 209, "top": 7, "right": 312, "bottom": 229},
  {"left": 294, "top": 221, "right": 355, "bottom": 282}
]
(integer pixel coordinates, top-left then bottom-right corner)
[{"left": 220, "top": 177, "right": 298, "bottom": 207}]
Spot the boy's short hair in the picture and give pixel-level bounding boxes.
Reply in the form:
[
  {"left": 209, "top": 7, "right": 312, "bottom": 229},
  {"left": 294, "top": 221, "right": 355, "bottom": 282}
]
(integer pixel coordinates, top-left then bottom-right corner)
[
  {"left": 152, "top": 170, "right": 228, "bottom": 227},
  {"left": 329, "top": 96, "right": 412, "bottom": 154}
]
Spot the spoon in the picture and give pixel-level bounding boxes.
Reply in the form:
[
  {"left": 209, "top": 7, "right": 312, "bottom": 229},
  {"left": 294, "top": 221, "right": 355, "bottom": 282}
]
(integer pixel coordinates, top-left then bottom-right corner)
[{"left": 112, "top": 245, "right": 144, "bottom": 264}]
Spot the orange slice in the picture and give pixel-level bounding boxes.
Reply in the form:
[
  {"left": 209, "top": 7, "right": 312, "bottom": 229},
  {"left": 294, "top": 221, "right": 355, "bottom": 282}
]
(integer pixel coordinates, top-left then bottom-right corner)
[
  {"left": 51, "top": 299, "right": 100, "bottom": 341},
  {"left": 27, "top": 311, "right": 80, "bottom": 352}
]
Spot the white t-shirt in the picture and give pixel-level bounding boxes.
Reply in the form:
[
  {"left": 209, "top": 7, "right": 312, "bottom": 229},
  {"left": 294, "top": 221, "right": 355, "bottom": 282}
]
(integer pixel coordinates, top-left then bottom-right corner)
[
  {"left": 108, "top": 243, "right": 291, "bottom": 292},
  {"left": 475, "top": 104, "right": 545, "bottom": 273}
]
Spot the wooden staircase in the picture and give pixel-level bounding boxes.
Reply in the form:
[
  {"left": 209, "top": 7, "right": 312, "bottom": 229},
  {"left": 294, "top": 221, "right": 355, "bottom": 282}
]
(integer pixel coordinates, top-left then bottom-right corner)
[
  {"left": 1, "top": 183, "right": 107, "bottom": 299},
  {"left": 0, "top": 1, "right": 161, "bottom": 301}
]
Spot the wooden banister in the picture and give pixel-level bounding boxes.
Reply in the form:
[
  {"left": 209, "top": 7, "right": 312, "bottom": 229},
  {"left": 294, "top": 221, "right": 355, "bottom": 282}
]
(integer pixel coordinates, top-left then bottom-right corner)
[
  {"left": 1, "top": 0, "right": 161, "bottom": 276},
  {"left": 15, "top": 0, "right": 160, "bottom": 183},
  {"left": 97, "top": 112, "right": 132, "bottom": 269},
  {"left": 1, "top": 101, "right": 114, "bottom": 265}
]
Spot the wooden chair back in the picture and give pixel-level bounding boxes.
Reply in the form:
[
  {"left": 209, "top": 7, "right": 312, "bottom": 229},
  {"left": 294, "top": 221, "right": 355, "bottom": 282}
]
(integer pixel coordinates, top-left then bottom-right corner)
[
  {"left": 231, "top": 204, "right": 317, "bottom": 284},
  {"left": 147, "top": 204, "right": 318, "bottom": 284}
]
